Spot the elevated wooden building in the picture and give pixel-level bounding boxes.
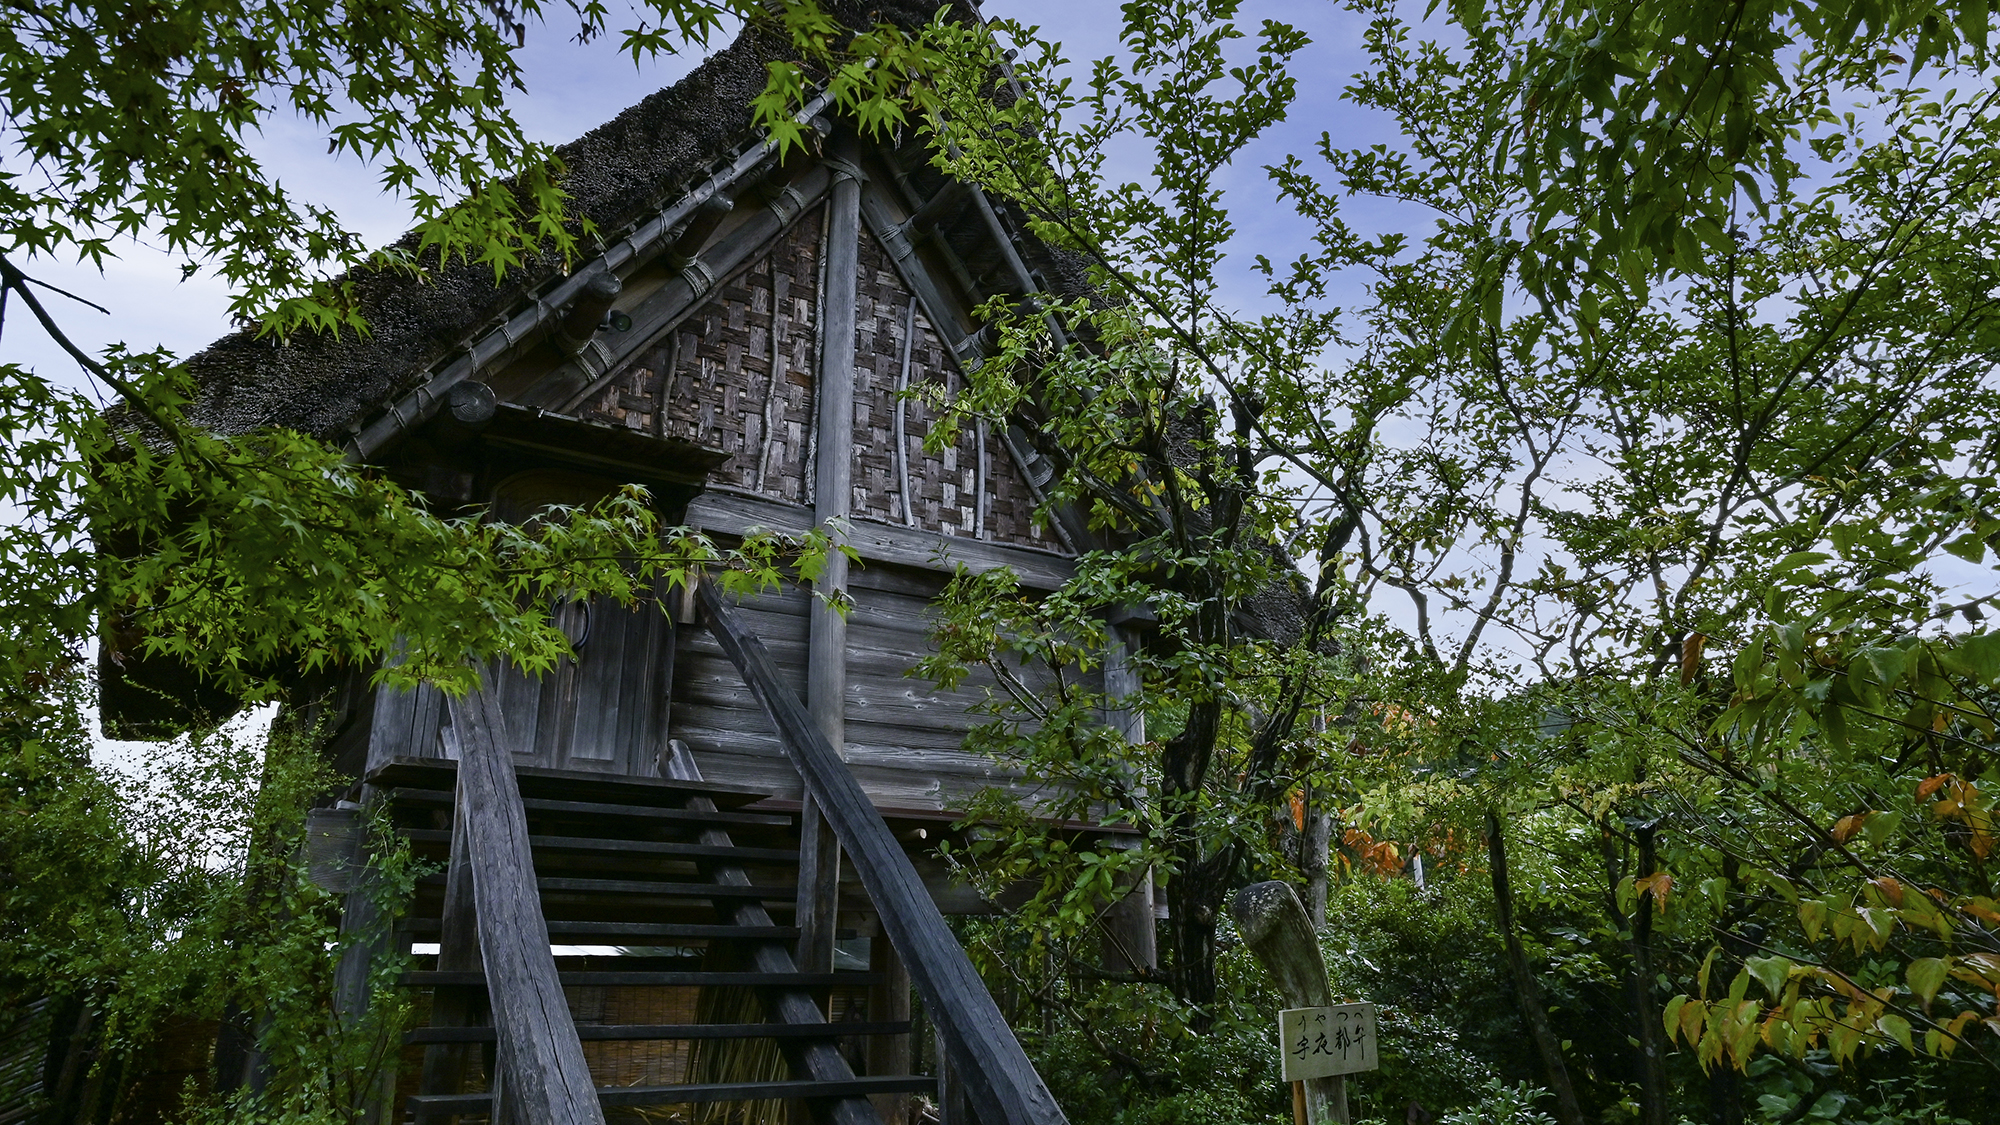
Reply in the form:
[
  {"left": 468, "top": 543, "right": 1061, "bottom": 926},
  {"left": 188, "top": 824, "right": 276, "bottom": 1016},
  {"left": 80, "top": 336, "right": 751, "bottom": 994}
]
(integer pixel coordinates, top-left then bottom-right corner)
[{"left": 100, "top": 9, "right": 1151, "bottom": 1125}]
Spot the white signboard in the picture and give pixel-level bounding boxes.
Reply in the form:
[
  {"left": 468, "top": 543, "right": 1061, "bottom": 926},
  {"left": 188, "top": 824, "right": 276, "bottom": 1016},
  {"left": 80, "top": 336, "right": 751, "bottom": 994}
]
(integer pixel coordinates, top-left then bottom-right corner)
[{"left": 1279, "top": 1003, "right": 1378, "bottom": 1081}]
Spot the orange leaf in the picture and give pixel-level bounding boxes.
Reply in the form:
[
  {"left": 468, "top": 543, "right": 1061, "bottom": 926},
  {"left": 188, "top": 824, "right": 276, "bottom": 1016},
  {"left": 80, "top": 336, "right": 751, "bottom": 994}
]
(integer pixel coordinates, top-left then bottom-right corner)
[
  {"left": 1918, "top": 774, "right": 1953, "bottom": 801},
  {"left": 1289, "top": 789, "right": 1306, "bottom": 833},
  {"left": 1635, "top": 871, "right": 1674, "bottom": 909},
  {"left": 1831, "top": 813, "right": 1871, "bottom": 843},
  {"left": 1867, "top": 877, "right": 1906, "bottom": 907},
  {"left": 1974, "top": 831, "right": 1995, "bottom": 861},
  {"left": 1680, "top": 633, "right": 1708, "bottom": 685}
]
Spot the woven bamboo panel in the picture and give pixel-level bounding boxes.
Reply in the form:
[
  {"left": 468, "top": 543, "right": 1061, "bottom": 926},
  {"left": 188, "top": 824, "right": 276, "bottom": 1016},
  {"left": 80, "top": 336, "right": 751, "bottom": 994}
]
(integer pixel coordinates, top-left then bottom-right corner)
[
  {"left": 850, "top": 228, "right": 1049, "bottom": 550},
  {"left": 580, "top": 205, "right": 827, "bottom": 507},
  {"left": 571, "top": 984, "right": 702, "bottom": 1090},
  {"left": 576, "top": 207, "right": 1051, "bottom": 549}
]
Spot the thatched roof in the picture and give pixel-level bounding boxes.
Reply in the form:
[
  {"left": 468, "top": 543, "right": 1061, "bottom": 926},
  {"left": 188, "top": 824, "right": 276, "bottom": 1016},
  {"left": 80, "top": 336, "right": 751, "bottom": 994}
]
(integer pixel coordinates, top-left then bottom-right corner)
[{"left": 182, "top": 2, "right": 963, "bottom": 444}]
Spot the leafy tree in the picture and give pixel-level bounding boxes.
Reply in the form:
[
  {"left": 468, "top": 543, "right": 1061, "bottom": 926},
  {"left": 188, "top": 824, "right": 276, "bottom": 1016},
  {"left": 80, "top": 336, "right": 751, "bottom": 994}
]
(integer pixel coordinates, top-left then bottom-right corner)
[
  {"left": 9, "top": 0, "right": 2000, "bottom": 1120},
  {"left": 0, "top": 681, "right": 421, "bottom": 1124},
  {"left": 838, "top": 0, "right": 2000, "bottom": 1121},
  {"left": 0, "top": 1, "right": 907, "bottom": 1117}
]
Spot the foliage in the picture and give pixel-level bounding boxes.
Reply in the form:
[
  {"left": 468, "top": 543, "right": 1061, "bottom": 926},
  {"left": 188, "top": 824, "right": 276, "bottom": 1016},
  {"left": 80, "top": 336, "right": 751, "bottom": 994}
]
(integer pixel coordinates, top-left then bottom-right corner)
[
  {"left": 0, "top": 0, "right": 887, "bottom": 722},
  {"left": 1434, "top": 1080, "right": 1559, "bottom": 1125},
  {"left": 0, "top": 0, "right": 796, "bottom": 331},
  {"left": 957, "top": 913, "right": 1289, "bottom": 1125},
  {"left": 7, "top": 0, "right": 2000, "bottom": 1120},
  {"left": 833, "top": 0, "right": 2000, "bottom": 1120},
  {"left": 0, "top": 679, "right": 420, "bottom": 1123},
  {"left": 0, "top": 0, "right": 934, "bottom": 1118}
]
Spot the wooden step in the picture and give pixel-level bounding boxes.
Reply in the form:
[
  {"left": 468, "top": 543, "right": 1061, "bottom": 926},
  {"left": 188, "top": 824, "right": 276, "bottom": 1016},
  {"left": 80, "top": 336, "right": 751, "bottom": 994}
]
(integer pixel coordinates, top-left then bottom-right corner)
[
  {"left": 403, "top": 970, "right": 884, "bottom": 988},
  {"left": 398, "top": 919, "right": 798, "bottom": 942},
  {"left": 413, "top": 873, "right": 795, "bottom": 900},
  {"left": 537, "top": 876, "right": 796, "bottom": 898},
  {"left": 368, "top": 756, "right": 775, "bottom": 809},
  {"left": 398, "top": 827, "right": 801, "bottom": 864},
  {"left": 405, "top": 1021, "right": 914, "bottom": 1043},
  {"left": 386, "top": 787, "right": 793, "bottom": 829},
  {"left": 406, "top": 1076, "right": 937, "bottom": 1113}
]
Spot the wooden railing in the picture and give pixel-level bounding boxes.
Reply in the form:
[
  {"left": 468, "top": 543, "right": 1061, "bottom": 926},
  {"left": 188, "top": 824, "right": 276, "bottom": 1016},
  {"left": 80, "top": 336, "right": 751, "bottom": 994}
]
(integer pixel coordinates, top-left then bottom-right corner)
[
  {"left": 696, "top": 580, "right": 1069, "bottom": 1125},
  {"left": 441, "top": 688, "right": 607, "bottom": 1125}
]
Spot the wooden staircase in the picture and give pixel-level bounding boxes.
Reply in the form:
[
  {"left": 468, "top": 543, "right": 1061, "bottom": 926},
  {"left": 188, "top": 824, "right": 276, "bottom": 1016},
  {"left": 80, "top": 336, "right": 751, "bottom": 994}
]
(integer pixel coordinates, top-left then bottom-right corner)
[
  {"left": 375, "top": 756, "right": 934, "bottom": 1122},
  {"left": 336, "top": 581, "right": 1067, "bottom": 1125}
]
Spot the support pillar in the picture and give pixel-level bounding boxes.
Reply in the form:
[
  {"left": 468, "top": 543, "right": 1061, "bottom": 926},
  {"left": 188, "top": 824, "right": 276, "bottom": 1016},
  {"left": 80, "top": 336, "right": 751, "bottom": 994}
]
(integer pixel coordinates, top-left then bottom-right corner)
[
  {"left": 868, "top": 927, "right": 914, "bottom": 1125},
  {"left": 1099, "top": 626, "right": 1157, "bottom": 973},
  {"left": 800, "top": 150, "right": 862, "bottom": 975}
]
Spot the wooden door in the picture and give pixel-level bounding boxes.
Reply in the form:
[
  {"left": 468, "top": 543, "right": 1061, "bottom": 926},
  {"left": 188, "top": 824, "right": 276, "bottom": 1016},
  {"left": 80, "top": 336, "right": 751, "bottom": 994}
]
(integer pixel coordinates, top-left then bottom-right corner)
[
  {"left": 364, "top": 596, "right": 676, "bottom": 778},
  {"left": 487, "top": 592, "right": 678, "bottom": 775}
]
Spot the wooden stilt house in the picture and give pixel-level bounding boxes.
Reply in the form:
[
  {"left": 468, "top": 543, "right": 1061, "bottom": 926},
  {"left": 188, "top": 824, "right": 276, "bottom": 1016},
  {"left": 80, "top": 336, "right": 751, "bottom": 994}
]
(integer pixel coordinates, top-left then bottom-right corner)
[{"left": 99, "top": 11, "right": 1154, "bottom": 1125}]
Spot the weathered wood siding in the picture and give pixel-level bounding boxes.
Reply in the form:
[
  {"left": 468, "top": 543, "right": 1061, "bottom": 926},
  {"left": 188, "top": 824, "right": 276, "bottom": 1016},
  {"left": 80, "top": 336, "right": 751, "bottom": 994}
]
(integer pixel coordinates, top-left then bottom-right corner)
[
  {"left": 367, "top": 593, "right": 675, "bottom": 776},
  {"left": 363, "top": 155, "right": 1083, "bottom": 804},
  {"left": 486, "top": 592, "right": 677, "bottom": 775},
  {"left": 672, "top": 492, "right": 1089, "bottom": 812}
]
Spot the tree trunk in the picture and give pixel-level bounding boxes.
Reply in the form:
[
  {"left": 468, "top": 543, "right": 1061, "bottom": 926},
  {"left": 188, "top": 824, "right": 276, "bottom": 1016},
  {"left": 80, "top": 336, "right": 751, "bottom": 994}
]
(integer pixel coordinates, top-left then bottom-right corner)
[
  {"left": 1162, "top": 678, "right": 1225, "bottom": 1024},
  {"left": 1709, "top": 880, "right": 1752, "bottom": 1125},
  {"left": 1167, "top": 843, "right": 1222, "bottom": 1022},
  {"left": 1486, "top": 809, "right": 1587, "bottom": 1125},
  {"left": 1631, "top": 824, "right": 1669, "bottom": 1125},
  {"left": 1708, "top": 1066, "right": 1744, "bottom": 1125}
]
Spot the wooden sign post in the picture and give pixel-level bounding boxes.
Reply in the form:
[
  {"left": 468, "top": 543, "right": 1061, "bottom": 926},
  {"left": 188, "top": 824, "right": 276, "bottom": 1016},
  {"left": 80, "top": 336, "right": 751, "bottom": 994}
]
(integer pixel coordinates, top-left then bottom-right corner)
[
  {"left": 1231, "top": 881, "right": 1376, "bottom": 1125},
  {"left": 1278, "top": 1003, "right": 1378, "bottom": 1124}
]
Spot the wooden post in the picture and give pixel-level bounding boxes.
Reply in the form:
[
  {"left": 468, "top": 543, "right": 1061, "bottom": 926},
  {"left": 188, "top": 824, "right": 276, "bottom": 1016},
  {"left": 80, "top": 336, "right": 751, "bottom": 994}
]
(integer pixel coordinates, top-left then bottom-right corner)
[
  {"left": 442, "top": 686, "right": 606, "bottom": 1125},
  {"left": 1231, "top": 881, "right": 1347, "bottom": 1125},
  {"left": 415, "top": 784, "right": 485, "bottom": 1124},
  {"left": 329, "top": 795, "right": 401, "bottom": 1125},
  {"left": 1099, "top": 627, "right": 1157, "bottom": 973},
  {"left": 935, "top": 1027, "right": 975, "bottom": 1125},
  {"left": 801, "top": 146, "right": 862, "bottom": 976},
  {"left": 868, "top": 927, "right": 913, "bottom": 1125}
]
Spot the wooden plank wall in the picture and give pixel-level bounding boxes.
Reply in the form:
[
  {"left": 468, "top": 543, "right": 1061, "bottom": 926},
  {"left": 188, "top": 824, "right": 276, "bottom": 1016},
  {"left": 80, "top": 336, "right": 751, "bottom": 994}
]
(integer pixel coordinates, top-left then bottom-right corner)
[
  {"left": 366, "top": 592, "right": 674, "bottom": 776},
  {"left": 670, "top": 521, "right": 1091, "bottom": 811}
]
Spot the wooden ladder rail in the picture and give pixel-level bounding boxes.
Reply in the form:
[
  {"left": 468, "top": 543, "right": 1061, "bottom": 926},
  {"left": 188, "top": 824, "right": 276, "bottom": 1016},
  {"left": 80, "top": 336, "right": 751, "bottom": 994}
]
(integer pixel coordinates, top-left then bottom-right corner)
[
  {"left": 697, "top": 580, "right": 1070, "bottom": 1125},
  {"left": 440, "top": 689, "right": 606, "bottom": 1125}
]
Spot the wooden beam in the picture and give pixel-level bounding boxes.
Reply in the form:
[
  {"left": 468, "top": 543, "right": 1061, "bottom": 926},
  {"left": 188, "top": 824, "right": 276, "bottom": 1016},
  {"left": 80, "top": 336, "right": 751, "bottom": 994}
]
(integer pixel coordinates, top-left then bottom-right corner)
[
  {"left": 330, "top": 794, "right": 401, "bottom": 1125},
  {"left": 516, "top": 164, "right": 835, "bottom": 410},
  {"left": 697, "top": 580, "right": 1068, "bottom": 1125},
  {"left": 867, "top": 931, "right": 914, "bottom": 1125},
  {"left": 441, "top": 687, "right": 607, "bottom": 1125},
  {"left": 856, "top": 182, "right": 973, "bottom": 361},
  {"left": 935, "top": 1028, "right": 975, "bottom": 1125},
  {"left": 798, "top": 156, "right": 862, "bottom": 977},
  {"left": 1230, "top": 882, "right": 1347, "bottom": 1125},
  {"left": 1098, "top": 627, "right": 1153, "bottom": 975},
  {"left": 685, "top": 489, "right": 1076, "bottom": 591},
  {"left": 346, "top": 90, "right": 837, "bottom": 463},
  {"left": 668, "top": 742, "right": 885, "bottom": 1125}
]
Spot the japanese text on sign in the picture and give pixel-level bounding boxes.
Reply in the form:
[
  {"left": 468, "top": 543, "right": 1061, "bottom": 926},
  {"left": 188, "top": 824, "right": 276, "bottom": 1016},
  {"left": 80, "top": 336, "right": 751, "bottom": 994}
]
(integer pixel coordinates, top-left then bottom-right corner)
[{"left": 1278, "top": 1003, "right": 1378, "bottom": 1081}]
